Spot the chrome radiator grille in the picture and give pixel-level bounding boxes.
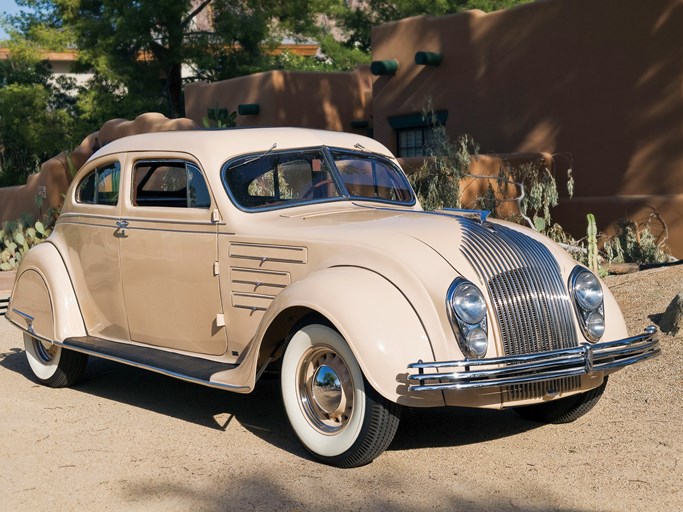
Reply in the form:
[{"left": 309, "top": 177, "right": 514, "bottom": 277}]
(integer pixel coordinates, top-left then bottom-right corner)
[{"left": 458, "top": 219, "right": 577, "bottom": 355}]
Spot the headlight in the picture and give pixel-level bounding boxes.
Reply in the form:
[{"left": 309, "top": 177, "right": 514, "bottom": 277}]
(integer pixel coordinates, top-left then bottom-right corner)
[
  {"left": 585, "top": 310, "right": 605, "bottom": 339},
  {"left": 449, "top": 281, "right": 487, "bottom": 324},
  {"left": 447, "top": 278, "right": 489, "bottom": 358},
  {"left": 569, "top": 267, "right": 605, "bottom": 342},
  {"left": 574, "top": 271, "right": 603, "bottom": 310}
]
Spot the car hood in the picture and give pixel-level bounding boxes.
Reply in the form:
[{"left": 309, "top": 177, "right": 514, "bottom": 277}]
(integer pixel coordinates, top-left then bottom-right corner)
[
  {"left": 274, "top": 203, "right": 581, "bottom": 294},
  {"left": 280, "top": 204, "right": 549, "bottom": 271}
]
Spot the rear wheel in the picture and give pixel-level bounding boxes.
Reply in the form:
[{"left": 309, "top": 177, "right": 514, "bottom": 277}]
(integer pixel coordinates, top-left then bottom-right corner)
[
  {"left": 281, "top": 324, "right": 400, "bottom": 467},
  {"left": 513, "top": 377, "right": 608, "bottom": 424},
  {"left": 24, "top": 333, "right": 88, "bottom": 388}
]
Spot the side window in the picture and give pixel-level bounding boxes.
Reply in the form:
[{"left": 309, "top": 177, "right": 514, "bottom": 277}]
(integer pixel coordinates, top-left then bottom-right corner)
[
  {"left": 76, "top": 162, "right": 120, "bottom": 206},
  {"left": 132, "top": 161, "right": 211, "bottom": 209},
  {"left": 188, "top": 164, "right": 211, "bottom": 208}
]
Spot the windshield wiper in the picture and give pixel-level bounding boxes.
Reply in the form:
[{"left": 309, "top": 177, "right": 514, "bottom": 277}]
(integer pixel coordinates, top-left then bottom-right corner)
[{"left": 229, "top": 143, "right": 277, "bottom": 170}]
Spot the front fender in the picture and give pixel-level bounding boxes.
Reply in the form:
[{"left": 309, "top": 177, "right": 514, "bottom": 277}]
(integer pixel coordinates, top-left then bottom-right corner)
[
  {"left": 7, "top": 242, "right": 86, "bottom": 342},
  {"left": 257, "top": 266, "right": 444, "bottom": 407}
]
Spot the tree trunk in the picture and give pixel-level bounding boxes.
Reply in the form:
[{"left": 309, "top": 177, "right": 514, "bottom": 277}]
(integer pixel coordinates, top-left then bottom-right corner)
[{"left": 167, "top": 62, "right": 184, "bottom": 118}]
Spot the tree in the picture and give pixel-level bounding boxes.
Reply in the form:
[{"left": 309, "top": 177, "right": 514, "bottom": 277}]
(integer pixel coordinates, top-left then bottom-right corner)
[
  {"left": 9, "top": 1, "right": 344, "bottom": 118},
  {"left": 0, "top": 37, "right": 75, "bottom": 186}
]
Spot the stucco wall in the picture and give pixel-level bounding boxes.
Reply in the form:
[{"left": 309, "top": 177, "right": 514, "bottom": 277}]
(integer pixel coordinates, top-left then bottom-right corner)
[
  {"left": 371, "top": 0, "right": 683, "bottom": 256},
  {"left": 0, "top": 113, "right": 198, "bottom": 224},
  {"left": 184, "top": 67, "right": 373, "bottom": 134}
]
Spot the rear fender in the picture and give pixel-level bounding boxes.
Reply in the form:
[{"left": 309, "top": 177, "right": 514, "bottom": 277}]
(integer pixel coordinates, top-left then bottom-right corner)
[{"left": 7, "top": 243, "right": 86, "bottom": 342}]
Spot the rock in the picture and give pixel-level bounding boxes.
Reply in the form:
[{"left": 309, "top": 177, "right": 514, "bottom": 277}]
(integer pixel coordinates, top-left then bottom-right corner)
[
  {"left": 659, "top": 292, "right": 683, "bottom": 336},
  {"left": 606, "top": 263, "right": 640, "bottom": 275}
]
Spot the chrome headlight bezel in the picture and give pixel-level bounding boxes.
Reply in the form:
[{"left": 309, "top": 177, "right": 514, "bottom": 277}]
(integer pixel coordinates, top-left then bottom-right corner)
[
  {"left": 569, "top": 266, "right": 605, "bottom": 342},
  {"left": 446, "top": 278, "right": 489, "bottom": 359}
]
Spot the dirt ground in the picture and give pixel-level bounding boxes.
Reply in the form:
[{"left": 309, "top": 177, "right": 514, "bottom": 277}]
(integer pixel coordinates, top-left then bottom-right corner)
[{"left": 1, "top": 266, "right": 681, "bottom": 512}]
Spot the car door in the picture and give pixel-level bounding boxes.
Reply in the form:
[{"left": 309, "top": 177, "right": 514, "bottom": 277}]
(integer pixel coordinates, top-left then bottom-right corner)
[
  {"left": 118, "top": 155, "right": 227, "bottom": 356},
  {"left": 58, "top": 158, "right": 129, "bottom": 341}
]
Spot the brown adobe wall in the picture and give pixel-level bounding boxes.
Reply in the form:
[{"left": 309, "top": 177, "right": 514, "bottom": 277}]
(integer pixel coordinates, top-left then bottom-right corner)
[
  {"left": 372, "top": 0, "right": 683, "bottom": 256},
  {"left": 184, "top": 67, "right": 373, "bottom": 135},
  {"left": 0, "top": 113, "right": 198, "bottom": 224}
]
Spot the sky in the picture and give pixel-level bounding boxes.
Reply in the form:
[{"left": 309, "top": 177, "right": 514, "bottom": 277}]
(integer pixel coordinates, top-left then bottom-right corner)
[{"left": 0, "top": 0, "right": 22, "bottom": 41}]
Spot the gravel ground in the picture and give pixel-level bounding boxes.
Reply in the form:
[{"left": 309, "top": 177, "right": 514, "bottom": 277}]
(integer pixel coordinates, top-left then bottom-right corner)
[{"left": 0, "top": 266, "right": 681, "bottom": 512}]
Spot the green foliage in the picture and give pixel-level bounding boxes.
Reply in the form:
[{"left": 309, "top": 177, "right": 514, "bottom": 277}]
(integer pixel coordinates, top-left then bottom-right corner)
[
  {"left": 0, "top": 41, "right": 51, "bottom": 87},
  {"left": 5, "top": 1, "right": 77, "bottom": 50},
  {"left": 603, "top": 217, "right": 670, "bottom": 266},
  {"left": 409, "top": 128, "right": 476, "bottom": 211},
  {"left": 0, "top": 211, "right": 57, "bottom": 271},
  {"left": 504, "top": 159, "right": 561, "bottom": 233},
  {"left": 202, "top": 108, "right": 237, "bottom": 129},
  {"left": 0, "top": 83, "right": 74, "bottom": 186},
  {"left": 0, "top": 26, "right": 78, "bottom": 186},
  {"left": 8, "top": 0, "right": 347, "bottom": 120},
  {"left": 276, "top": 35, "right": 371, "bottom": 72}
]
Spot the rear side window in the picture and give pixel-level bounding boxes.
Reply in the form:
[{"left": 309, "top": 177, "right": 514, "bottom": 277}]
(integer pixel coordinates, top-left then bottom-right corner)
[
  {"left": 76, "top": 162, "right": 120, "bottom": 206},
  {"left": 132, "top": 161, "right": 211, "bottom": 209}
]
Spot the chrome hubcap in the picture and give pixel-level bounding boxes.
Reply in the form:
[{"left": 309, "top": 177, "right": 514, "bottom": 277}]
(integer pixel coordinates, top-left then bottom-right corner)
[
  {"left": 298, "top": 347, "right": 354, "bottom": 434},
  {"left": 312, "top": 365, "right": 342, "bottom": 414}
]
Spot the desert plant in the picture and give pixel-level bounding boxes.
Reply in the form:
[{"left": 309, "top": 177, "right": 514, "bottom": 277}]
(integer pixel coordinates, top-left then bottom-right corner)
[
  {"left": 409, "top": 127, "right": 475, "bottom": 211},
  {"left": 202, "top": 108, "right": 237, "bottom": 129},
  {"left": 603, "top": 214, "right": 670, "bottom": 266},
  {"left": 0, "top": 213, "right": 57, "bottom": 271},
  {"left": 409, "top": 107, "right": 572, "bottom": 238},
  {"left": 586, "top": 213, "right": 599, "bottom": 273},
  {"left": 506, "top": 159, "right": 561, "bottom": 233}
]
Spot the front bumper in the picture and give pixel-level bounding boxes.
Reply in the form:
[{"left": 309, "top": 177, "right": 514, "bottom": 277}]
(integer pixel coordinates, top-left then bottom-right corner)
[{"left": 407, "top": 326, "right": 660, "bottom": 392}]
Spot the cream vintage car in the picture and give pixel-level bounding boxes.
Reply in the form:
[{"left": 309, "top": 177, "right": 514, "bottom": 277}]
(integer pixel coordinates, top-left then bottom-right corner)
[{"left": 6, "top": 128, "right": 660, "bottom": 467}]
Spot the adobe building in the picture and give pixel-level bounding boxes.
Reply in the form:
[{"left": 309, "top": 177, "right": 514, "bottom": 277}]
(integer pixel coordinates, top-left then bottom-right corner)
[
  {"left": 186, "top": 0, "right": 682, "bottom": 256},
  {"left": 184, "top": 66, "right": 373, "bottom": 135},
  {"left": 370, "top": 0, "right": 682, "bottom": 256}
]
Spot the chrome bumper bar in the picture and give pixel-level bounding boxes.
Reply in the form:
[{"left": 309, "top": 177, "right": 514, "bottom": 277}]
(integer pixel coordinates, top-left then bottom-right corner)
[{"left": 407, "top": 326, "right": 660, "bottom": 392}]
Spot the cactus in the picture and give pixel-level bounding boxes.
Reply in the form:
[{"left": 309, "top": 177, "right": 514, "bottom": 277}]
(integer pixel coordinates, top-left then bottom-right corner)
[
  {"left": 586, "top": 213, "right": 599, "bottom": 273},
  {"left": 0, "top": 215, "right": 55, "bottom": 271}
]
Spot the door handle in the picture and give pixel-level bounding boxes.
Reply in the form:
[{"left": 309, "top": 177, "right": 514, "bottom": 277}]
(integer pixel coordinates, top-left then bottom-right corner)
[{"left": 116, "top": 220, "right": 129, "bottom": 229}]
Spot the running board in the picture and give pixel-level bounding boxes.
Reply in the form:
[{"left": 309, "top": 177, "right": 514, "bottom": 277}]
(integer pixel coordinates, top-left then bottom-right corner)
[{"left": 63, "top": 336, "right": 249, "bottom": 391}]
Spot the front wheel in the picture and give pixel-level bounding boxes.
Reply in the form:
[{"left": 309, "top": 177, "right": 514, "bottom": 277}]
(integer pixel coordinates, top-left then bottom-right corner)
[
  {"left": 512, "top": 377, "right": 608, "bottom": 424},
  {"left": 24, "top": 333, "right": 88, "bottom": 388},
  {"left": 281, "top": 324, "right": 400, "bottom": 468}
]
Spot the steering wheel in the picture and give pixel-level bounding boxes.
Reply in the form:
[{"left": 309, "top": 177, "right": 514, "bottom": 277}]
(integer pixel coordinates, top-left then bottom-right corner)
[{"left": 302, "top": 179, "right": 334, "bottom": 199}]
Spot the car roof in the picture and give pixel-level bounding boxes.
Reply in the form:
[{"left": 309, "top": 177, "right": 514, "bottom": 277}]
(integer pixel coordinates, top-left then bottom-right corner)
[{"left": 88, "top": 127, "right": 394, "bottom": 164}]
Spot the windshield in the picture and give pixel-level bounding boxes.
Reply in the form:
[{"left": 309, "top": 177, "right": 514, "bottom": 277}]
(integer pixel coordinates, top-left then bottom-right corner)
[
  {"left": 330, "top": 150, "right": 414, "bottom": 204},
  {"left": 223, "top": 147, "right": 414, "bottom": 210}
]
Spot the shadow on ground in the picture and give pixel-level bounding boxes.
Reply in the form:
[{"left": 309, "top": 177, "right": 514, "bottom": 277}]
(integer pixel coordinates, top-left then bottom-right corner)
[
  {"left": 121, "top": 475, "right": 588, "bottom": 512},
  {"left": 1, "top": 349, "right": 541, "bottom": 459}
]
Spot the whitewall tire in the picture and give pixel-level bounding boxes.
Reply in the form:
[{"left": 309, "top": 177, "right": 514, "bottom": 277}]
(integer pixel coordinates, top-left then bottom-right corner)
[
  {"left": 281, "top": 323, "right": 400, "bottom": 467},
  {"left": 24, "top": 333, "right": 88, "bottom": 388}
]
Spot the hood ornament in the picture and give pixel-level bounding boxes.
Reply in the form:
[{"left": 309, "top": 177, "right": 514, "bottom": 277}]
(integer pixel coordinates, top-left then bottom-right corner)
[{"left": 441, "top": 208, "right": 491, "bottom": 224}]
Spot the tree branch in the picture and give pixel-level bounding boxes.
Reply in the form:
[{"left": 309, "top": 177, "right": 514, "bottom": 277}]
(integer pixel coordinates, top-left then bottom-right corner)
[{"left": 181, "top": 0, "right": 214, "bottom": 29}]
